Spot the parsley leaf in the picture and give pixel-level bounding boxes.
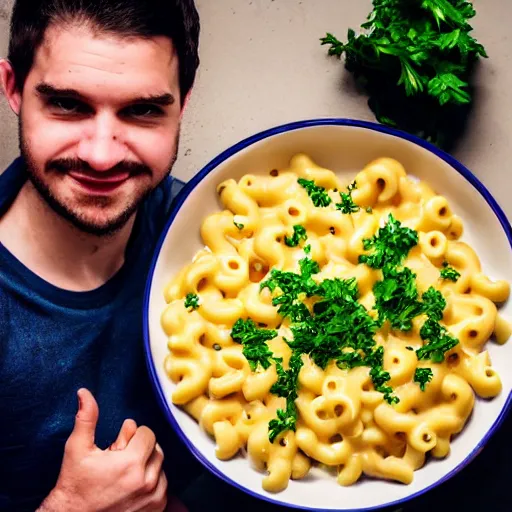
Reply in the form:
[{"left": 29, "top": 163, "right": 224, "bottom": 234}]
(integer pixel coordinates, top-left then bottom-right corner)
[
  {"left": 284, "top": 225, "right": 308, "bottom": 247},
  {"left": 231, "top": 318, "right": 277, "bottom": 371},
  {"left": 184, "top": 293, "right": 200, "bottom": 310},
  {"left": 234, "top": 221, "right": 244, "bottom": 230},
  {"left": 416, "top": 329, "right": 458, "bottom": 363},
  {"left": 268, "top": 399, "right": 299, "bottom": 443},
  {"left": 359, "top": 214, "right": 419, "bottom": 269},
  {"left": 260, "top": 256, "right": 320, "bottom": 322},
  {"left": 440, "top": 262, "right": 461, "bottom": 282},
  {"left": 373, "top": 265, "right": 424, "bottom": 331},
  {"left": 290, "top": 279, "right": 378, "bottom": 370},
  {"left": 298, "top": 178, "right": 332, "bottom": 207},
  {"left": 370, "top": 365, "right": 400, "bottom": 405},
  {"left": 421, "top": 286, "right": 446, "bottom": 322},
  {"left": 268, "top": 351, "right": 304, "bottom": 442},
  {"left": 419, "top": 317, "right": 443, "bottom": 341},
  {"left": 417, "top": 317, "right": 458, "bottom": 363},
  {"left": 336, "top": 181, "right": 360, "bottom": 214},
  {"left": 299, "top": 257, "right": 320, "bottom": 280},
  {"left": 414, "top": 367, "right": 433, "bottom": 391}
]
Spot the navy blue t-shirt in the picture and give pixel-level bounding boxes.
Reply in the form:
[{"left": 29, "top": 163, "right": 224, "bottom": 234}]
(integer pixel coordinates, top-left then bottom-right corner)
[{"left": 0, "top": 158, "right": 202, "bottom": 511}]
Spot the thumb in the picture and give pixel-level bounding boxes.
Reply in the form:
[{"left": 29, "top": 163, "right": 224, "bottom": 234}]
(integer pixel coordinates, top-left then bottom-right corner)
[{"left": 69, "top": 388, "right": 99, "bottom": 450}]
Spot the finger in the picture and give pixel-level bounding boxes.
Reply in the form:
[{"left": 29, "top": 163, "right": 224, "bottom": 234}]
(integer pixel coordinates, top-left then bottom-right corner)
[
  {"left": 139, "top": 472, "right": 168, "bottom": 512},
  {"left": 126, "top": 426, "right": 157, "bottom": 464},
  {"left": 110, "top": 419, "right": 137, "bottom": 451},
  {"left": 143, "top": 444, "right": 165, "bottom": 491},
  {"left": 68, "top": 388, "right": 99, "bottom": 450}
]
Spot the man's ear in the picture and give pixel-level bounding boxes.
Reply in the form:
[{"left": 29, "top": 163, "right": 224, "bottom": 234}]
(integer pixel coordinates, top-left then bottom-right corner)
[{"left": 0, "top": 59, "right": 22, "bottom": 115}]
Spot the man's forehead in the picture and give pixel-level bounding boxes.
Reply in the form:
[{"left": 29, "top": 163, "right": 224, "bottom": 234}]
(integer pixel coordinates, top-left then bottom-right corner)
[{"left": 32, "top": 22, "right": 178, "bottom": 88}]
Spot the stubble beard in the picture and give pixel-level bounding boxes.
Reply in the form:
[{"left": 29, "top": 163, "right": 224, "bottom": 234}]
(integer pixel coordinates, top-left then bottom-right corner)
[{"left": 18, "top": 121, "right": 179, "bottom": 237}]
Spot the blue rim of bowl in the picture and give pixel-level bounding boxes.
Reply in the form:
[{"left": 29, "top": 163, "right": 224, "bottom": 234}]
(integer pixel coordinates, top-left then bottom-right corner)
[{"left": 143, "top": 118, "right": 512, "bottom": 512}]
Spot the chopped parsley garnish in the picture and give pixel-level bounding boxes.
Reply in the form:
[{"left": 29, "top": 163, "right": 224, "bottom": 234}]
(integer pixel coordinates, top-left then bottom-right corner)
[
  {"left": 265, "top": 267, "right": 398, "bottom": 405},
  {"left": 259, "top": 257, "right": 402, "bottom": 440},
  {"left": 417, "top": 288, "right": 458, "bottom": 363},
  {"left": 213, "top": 343, "right": 222, "bottom": 351},
  {"left": 414, "top": 367, "right": 433, "bottom": 391},
  {"left": 421, "top": 287, "right": 446, "bottom": 322},
  {"left": 366, "top": 206, "right": 373, "bottom": 213},
  {"left": 373, "top": 271, "right": 446, "bottom": 332},
  {"left": 299, "top": 257, "right": 321, "bottom": 280},
  {"left": 369, "top": 352, "right": 399, "bottom": 405},
  {"left": 268, "top": 351, "right": 303, "bottom": 442},
  {"left": 268, "top": 394, "right": 300, "bottom": 443},
  {"left": 419, "top": 318, "right": 443, "bottom": 341},
  {"left": 359, "top": 214, "right": 419, "bottom": 269},
  {"left": 184, "top": 293, "right": 200, "bottom": 310},
  {"left": 231, "top": 318, "right": 277, "bottom": 371},
  {"left": 336, "top": 181, "right": 360, "bottom": 214},
  {"left": 297, "top": 178, "right": 332, "bottom": 207},
  {"left": 417, "top": 320, "right": 459, "bottom": 363},
  {"left": 260, "top": 256, "right": 320, "bottom": 322},
  {"left": 235, "top": 215, "right": 462, "bottom": 441},
  {"left": 234, "top": 221, "right": 244, "bottom": 230},
  {"left": 440, "top": 261, "right": 461, "bottom": 282},
  {"left": 289, "top": 277, "right": 379, "bottom": 371},
  {"left": 357, "top": 215, "right": 459, "bottom": 363},
  {"left": 284, "top": 225, "right": 308, "bottom": 247},
  {"left": 373, "top": 265, "right": 423, "bottom": 331}
]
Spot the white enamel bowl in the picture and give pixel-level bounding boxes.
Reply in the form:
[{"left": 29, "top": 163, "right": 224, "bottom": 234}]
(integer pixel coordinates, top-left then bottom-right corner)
[{"left": 144, "top": 119, "right": 512, "bottom": 511}]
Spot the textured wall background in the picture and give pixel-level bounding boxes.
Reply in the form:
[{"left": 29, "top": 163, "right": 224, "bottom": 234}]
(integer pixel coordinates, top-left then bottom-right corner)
[{"left": 0, "top": 0, "right": 18, "bottom": 167}]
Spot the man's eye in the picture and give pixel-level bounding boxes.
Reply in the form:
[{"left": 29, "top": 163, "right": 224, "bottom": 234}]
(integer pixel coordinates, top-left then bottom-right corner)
[
  {"left": 48, "top": 98, "right": 87, "bottom": 114},
  {"left": 125, "top": 104, "right": 164, "bottom": 118}
]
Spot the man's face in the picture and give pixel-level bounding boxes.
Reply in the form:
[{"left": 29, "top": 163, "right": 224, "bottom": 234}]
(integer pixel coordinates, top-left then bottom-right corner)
[{"left": 19, "top": 23, "right": 182, "bottom": 236}]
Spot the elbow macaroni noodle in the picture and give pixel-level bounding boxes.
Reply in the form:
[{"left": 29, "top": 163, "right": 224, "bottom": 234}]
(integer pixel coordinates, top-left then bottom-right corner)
[{"left": 161, "top": 154, "right": 511, "bottom": 492}]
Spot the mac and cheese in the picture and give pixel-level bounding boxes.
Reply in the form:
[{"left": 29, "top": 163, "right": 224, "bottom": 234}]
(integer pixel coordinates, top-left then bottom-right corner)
[{"left": 161, "top": 154, "right": 510, "bottom": 492}]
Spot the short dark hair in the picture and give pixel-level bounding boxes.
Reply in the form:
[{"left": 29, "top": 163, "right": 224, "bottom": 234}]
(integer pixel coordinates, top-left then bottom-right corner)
[{"left": 7, "top": 0, "right": 200, "bottom": 105}]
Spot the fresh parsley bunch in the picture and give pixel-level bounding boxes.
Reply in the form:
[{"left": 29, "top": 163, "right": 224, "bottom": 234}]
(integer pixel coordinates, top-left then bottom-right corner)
[{"left": 321, "top": 0, "right": 487, "bottom": 148}]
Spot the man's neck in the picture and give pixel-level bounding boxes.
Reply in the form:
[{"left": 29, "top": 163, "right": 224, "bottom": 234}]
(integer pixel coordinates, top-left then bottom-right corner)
[{"left": 0, "top": 181, "right": 135, "bottom": 292}]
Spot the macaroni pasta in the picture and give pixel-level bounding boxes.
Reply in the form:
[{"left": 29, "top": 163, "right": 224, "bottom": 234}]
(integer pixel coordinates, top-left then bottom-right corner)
[{"left": 161, "top": 154, "right": 510, "bottom": 492}]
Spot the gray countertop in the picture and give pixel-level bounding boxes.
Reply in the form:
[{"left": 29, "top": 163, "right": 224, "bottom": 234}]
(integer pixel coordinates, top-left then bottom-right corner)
[{"left": 1, "top": 1, "right": 510, "bottom": 221}]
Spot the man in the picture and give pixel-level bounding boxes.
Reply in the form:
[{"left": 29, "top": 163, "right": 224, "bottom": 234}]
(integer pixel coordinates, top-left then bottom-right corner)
[{"left": 0, "top": 1, "right": 203, "bottom": 510}]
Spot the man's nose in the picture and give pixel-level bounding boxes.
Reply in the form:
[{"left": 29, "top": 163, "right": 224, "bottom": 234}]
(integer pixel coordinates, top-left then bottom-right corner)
[{"left": 77, "top": 114, "right": 127, "bottom": 172}]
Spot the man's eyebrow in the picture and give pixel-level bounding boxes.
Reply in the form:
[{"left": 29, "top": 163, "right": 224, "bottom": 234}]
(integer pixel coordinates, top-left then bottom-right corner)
[
  {"left": 35, "top": 82, "right": 175, "bottom": 106},
  {"left": 36, "top": 82, "right": 84, "bottom": 99},
  {"left": 132, "top": 93, "right": 175, "bottom": 106}
]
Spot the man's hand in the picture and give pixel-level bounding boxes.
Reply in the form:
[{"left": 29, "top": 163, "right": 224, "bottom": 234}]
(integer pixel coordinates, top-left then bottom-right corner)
[{"left": 38, "top": 388, "right": 168, "bottom": 512}]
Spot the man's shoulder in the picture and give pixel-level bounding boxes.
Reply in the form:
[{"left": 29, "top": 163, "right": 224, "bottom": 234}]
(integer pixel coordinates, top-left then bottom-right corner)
[
  {"left": 140, "top": 174, "right": 186, "bottom": 232},
  {"left": 148, "top": 174, "right": 186, "bottom": 213},
  {"left": 1, "top": 157, "right": 25, "bottom": 184},
  {"left": 133, "top": 176, "right": 185, "bottom": 250},
  {"left": 0, "top": 157, "right": 26, "bottom": 214}
]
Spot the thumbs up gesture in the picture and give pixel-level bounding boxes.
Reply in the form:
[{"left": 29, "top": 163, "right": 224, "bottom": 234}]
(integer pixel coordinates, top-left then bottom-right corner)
[{"left": 38, "top": 388, "right": 169, "bottom": 512}]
